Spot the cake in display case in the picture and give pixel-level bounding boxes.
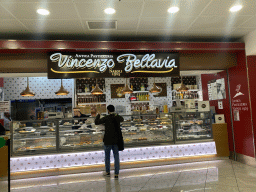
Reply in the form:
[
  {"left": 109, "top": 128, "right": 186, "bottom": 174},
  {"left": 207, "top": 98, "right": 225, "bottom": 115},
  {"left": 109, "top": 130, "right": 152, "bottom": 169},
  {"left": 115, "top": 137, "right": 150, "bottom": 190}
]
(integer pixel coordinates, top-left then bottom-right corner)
[{"left": 174, "top": 111, "right": 212, "bottom": 141}]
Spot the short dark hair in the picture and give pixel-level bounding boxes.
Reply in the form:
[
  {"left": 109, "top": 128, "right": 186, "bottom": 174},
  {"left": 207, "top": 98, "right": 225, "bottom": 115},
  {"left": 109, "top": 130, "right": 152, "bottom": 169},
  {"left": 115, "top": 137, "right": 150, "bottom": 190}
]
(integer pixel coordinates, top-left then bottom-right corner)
[{"left": 107, "top": 105, "right": 115, "bottom": 112}]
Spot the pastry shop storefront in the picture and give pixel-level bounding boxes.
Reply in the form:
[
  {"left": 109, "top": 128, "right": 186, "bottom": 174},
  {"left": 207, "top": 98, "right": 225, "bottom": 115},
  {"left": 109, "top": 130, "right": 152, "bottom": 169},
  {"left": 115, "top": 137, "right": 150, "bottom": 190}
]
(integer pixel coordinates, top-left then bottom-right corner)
[{"left": 1, "top": 41, "right": 240, "bottom": 179}]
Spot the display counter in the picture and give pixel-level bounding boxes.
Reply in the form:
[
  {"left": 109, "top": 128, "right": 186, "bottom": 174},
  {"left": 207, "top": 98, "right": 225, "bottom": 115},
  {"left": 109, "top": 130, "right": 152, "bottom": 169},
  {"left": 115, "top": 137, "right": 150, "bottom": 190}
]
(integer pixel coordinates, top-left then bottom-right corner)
[{"left": 10, "top": 112, "right": 216, "bottom": 178}]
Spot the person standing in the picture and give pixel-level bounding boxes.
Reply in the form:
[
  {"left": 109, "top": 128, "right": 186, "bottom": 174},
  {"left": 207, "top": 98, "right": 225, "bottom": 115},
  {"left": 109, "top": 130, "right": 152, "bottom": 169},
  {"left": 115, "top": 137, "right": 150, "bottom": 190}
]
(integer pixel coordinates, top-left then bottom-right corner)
[{"left": 95, "top": 105, "right": 124, "bottom": 179}]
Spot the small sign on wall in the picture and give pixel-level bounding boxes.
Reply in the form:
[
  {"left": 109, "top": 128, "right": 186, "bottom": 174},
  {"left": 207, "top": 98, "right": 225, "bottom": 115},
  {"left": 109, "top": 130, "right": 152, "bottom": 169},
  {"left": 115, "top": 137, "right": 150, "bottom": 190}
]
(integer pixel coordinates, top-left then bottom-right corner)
[
  {"left": 233, "top": 110, "right": 240, "bottom": 121},
  {"left": 0, "top": 101, "right": 10, "bottom": 112}
]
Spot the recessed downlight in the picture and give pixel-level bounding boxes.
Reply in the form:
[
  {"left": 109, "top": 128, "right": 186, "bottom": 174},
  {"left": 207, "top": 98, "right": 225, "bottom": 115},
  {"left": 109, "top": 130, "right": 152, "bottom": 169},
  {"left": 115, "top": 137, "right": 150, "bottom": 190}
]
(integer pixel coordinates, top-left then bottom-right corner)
[
  {"left": 37, "top": 9, "right": 50, "bottom": 15},
  {"left": 167, "top": 7, "right": 179, "bottom": 13},
  {"left": 104, "top": 8, "right": 116, "bottom": 14},
  {"left": 230, "top": 5, "right": 242, "bottom": 12}
]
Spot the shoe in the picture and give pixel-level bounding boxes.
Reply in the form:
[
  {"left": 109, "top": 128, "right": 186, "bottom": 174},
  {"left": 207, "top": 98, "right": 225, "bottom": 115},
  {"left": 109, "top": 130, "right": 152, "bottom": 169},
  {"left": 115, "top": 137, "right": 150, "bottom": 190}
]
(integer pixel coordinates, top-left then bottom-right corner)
[
  {"left": 114, "top": 175, "right": 118, "bottom": 179},
  {"left": 103, "top": 172, "right": 110, "bottom": 177}
]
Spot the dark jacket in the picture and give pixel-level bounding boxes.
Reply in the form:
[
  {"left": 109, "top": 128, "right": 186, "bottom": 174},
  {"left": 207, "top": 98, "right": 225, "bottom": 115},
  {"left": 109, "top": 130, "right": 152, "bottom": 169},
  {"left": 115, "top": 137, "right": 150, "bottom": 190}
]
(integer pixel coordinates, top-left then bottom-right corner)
[{"left": 95, "top": 113, "right": 124, "bottom": 145}]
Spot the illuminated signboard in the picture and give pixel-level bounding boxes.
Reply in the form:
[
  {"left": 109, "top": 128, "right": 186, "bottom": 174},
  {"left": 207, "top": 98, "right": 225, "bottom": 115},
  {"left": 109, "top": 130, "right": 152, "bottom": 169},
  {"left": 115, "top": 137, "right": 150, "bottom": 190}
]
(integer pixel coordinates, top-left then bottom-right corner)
[{"left": 47, "top": 52, "right": 179, "bottom": 78}]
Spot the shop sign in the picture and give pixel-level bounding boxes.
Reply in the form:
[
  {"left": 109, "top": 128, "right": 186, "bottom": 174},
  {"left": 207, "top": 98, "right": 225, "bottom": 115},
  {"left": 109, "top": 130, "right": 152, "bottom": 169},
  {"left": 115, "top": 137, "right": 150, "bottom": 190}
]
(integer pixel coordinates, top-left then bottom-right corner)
[
  {"left": 0, "top": 101, "right": 10, "bottom": 112},
  {"left": 47, "top": 52, "right": 179, "bottom": 78}
]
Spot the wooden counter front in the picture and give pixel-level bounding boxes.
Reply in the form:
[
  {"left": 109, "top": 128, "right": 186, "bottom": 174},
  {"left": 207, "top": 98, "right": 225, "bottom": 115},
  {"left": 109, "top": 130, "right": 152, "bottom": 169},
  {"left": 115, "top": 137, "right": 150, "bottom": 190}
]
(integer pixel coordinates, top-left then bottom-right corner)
[{"left": 212, "top": 123, "right": 230, "bottom": 157}]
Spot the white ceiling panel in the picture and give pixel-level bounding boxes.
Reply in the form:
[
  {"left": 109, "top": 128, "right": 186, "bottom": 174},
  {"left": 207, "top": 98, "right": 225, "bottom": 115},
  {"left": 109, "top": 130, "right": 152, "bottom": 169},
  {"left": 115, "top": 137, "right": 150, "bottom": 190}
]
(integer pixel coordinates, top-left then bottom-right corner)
[
  {"left": 201, "top": 0, "right": 256, "bottom": 16},
  {"left": 0, "top": 5, "right": 16, "bottom": 19},
  {"left": 139, "top": 16, "right": 197, "bottom": 31},
  {"left": 1, "top": 2, "right": 79, "bottom": 20},
  {"left": 239, "top": 16, "right": 256, "bottom": 28},
  {"left": 137, "top": 29, "right": 185, "bottom": 36},
  {"left": 189, "top": 15, "right": 253, "bottom": 30},
  {"left": 75, "top": 1, "right": 143, "bottom": 19},
  {"left": 231, "top": 28, "right": 256, "bottom": 36},
  {"left": 0, "top": 19, "right": 29, "bottom": 32},
  {"left": 184, "top": 27, "right": 232, "bottom": 36},
  {"left": 116, "top": 19, "right": 139, "bottom": 30},
  {"left": 0, "top": 0, "right": 255, "bottom": 40},
  {"left": 0, "top": 0, "right": 72, "bottom": 2},
  {"left": 142, "top": 0, "right": 211, "bottom": 18},
  {"left": 21, "top": 20, "right": 85, "bottom": 33}
]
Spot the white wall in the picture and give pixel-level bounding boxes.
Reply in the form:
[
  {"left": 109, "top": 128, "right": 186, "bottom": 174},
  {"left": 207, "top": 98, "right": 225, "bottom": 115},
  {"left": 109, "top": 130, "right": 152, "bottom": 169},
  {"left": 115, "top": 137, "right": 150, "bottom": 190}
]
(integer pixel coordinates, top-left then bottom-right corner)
[{"left": 4, "top": 77, "right": 73, "bottom": 100}]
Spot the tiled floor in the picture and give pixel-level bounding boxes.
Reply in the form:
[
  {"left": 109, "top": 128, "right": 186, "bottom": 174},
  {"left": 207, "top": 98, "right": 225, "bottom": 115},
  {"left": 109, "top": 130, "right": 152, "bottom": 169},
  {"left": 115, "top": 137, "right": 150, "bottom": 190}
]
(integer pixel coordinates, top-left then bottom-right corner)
[{"left": 2, "top": 159, "right": 256, "bottom": 191}]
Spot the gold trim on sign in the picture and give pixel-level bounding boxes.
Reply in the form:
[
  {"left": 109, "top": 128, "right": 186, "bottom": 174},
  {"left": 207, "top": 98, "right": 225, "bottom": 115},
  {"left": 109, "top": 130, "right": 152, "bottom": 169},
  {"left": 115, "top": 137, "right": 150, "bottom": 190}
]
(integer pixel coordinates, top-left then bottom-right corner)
[
  {"left": 131, "top": 68, "right": 174, "bottom": 73},
  {"left": 51, "top": 68, "right": 99, "bottom": 74}
]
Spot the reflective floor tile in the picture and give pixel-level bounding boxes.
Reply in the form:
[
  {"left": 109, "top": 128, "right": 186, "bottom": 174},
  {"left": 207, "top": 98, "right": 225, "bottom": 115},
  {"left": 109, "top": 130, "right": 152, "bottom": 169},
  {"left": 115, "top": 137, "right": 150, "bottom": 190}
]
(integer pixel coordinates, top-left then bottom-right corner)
[
  {"left": 239, "top": 187, "right": 256, "bottom": 192},
  {"left": 206, "top": 175, "right": 238, "bottom": 187},
  {"left": 205, "top": 183, "right": 239, "bottom": 192},
  {"left": 236, "top": 176, "right": 256, "bottom": 188},
  {"left": 171, "top": 184, "right": 205, "bottom": 192},
  {"left": 11, "top": 186, "right": 72, "bottom": 192}
]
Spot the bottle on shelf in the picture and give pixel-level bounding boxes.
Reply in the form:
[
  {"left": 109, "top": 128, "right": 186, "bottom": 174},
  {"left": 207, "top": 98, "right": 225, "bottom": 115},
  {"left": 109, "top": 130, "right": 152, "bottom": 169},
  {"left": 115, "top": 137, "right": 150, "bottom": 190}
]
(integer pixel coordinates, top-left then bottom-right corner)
[{"left": 141, "top": 83, "right": 145, "bottom": 91}]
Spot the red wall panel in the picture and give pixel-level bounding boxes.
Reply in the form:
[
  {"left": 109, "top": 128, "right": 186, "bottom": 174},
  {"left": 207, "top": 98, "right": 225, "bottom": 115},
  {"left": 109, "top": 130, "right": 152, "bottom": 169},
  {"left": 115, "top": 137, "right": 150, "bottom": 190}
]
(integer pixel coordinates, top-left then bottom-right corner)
[
  {"left": 247, "top": 56, "right": 256, "bottom": 155},
  {"left": 201, "top": 71, "right": 234, "bottom": 152},
  {"left": 0, "top": 78, "right": 3, "bottom": 87},
  {"left": 228, "top": 52, "right": 255, "bottom": 158}
]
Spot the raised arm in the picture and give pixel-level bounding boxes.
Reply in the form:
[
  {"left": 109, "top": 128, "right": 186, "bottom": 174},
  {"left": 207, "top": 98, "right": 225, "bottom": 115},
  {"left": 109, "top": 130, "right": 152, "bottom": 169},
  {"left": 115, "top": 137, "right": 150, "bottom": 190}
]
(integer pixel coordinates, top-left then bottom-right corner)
[{"left": 95, "top": 114, "right": 107, "bottom": 125}]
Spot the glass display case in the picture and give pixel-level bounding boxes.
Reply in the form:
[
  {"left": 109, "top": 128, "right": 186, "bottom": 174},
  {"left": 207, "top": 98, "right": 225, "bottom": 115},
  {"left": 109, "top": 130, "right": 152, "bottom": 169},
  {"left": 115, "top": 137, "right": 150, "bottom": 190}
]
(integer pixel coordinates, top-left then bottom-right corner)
[
  {"left": 11, "top": 111, "right": 212, "bottom": 156},
  {"left": 11, "top": 113, "right": 174, "bottom": 156},
  {"left": 173, "top": 111, "right": 212, "bottom": 141}
]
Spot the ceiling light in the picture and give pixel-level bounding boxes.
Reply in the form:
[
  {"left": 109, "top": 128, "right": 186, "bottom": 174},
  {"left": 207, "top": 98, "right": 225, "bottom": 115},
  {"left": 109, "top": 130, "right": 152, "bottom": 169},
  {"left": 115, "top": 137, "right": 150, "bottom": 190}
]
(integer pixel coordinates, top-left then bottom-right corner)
[
  {"left": 104, "top": 8, "right": 116, "bottom": 14},
  {"left": 122, "top": 78, "right": 133, "bottom": 94},
  {"left": 167, "top": 7, "right": 179, "bottom": 13},
  {"left": 149, "top": 78, "right": 161, "bottom": 93},
  {"left": 230, "top": 5, "right": 242, "bottom": 12},
  {"left": 37, "top": 9, "right": 50, "bottom": 15},
  {"left": 91, "top": 79, "right": 103, "bottom": 95},
  {"left": 20, "top": 77, "right": 35, "bottom": 97},
  {"left": 176, "top": 76, "right": 189, "bottom": 92},
  {"left": 55, "top": 79, "right": 69, "bottom": 95}
]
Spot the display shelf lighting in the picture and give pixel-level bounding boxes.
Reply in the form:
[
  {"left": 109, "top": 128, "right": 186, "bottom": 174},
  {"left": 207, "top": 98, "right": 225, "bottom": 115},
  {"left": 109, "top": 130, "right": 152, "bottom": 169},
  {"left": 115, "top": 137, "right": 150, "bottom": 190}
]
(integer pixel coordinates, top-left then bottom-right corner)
[
  {"left": 55, "top": 79, "right": 69, "bottom": 95},
  {"left": 91, "top": 79, "right": 103, "bottom": 95},
  {"left": 122, "top": 78, "right": 133, "bottom": 94},
  {"left": 20, "top": 77, "right": 35, "bottom": 97}
]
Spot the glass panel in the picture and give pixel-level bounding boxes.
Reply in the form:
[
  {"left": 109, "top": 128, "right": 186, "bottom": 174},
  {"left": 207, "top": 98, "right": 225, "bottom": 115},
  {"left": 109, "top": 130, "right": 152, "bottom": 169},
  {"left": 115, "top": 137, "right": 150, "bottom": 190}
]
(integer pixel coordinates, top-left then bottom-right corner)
[
  {"left": 174, "top": 112, "right": 212, "bottom": 141},
  {"left": 12, "top": 119, "right": 57, "bottom": 154}
]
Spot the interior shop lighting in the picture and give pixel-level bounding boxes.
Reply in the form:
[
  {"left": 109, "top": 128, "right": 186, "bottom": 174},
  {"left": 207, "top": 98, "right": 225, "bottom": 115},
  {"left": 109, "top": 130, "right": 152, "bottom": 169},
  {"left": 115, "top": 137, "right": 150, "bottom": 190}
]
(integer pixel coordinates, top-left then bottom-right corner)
[
  {"left": 167, "top": 7, "right": 180, "bottom": 13},
  {"left": 229, "top": 5, "right": 243, "bottom": 12},
  {"left": 91, "top": 79, "right": 103, "bottom": 95},
  {"left": 20, "top": 77, "right": 35, "bottom": 97},
  {"left": 55, "top": 79, "right": 69, "bottom": 95},
  {"left": 149, "top": 78, "right": 161, "bottom": 93},
  {"left": 176, "top": 76, "right": 189, "bottom": 92},
  {"left": 122, "top": 78, "right": 133, "bottom": 94},
  {"left": 37, "top": 9, "right": 50, "bottom": 15},
  {"left": 104, "top": 8, "right": 116, "bottom": 14}
]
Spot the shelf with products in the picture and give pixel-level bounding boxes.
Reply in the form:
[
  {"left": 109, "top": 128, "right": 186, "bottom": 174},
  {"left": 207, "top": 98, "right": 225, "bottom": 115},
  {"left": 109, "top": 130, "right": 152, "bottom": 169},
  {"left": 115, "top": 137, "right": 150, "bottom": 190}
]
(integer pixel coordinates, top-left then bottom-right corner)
[
  {"left": 78, "top": 102, "right": 106, "bottom": 105},
  {"left": 130, "top": 101, "right": 150, "bottom": 104},
  {"left": 77, "top": 92, "right": 106, "bottom": 96},
  {"left": 76, "top": 78, "right": 106, "bottom": 94},
  {"left": 130, "top": 77, "right": 149, "bottom": 92}
]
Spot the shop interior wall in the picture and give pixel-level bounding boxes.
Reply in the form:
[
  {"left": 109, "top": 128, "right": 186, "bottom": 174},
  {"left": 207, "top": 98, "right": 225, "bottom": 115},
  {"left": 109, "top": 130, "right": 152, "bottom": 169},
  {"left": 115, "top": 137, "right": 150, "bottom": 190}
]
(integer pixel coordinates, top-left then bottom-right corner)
[
  {"left": 247, "top": 56, "right": 256, "bottom": 156},
  {"left": 228, "top": 52, "right": 255, "bottom": 158},
  {"left": 201, "top": 71, "right": 234, "bottom": 152}
]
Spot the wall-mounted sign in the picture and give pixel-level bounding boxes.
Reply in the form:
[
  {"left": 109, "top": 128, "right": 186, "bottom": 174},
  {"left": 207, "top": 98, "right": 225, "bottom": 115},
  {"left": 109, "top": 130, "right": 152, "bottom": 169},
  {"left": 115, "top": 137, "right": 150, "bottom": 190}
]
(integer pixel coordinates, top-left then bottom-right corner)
[
  {"left": 0, "top": 101, "right": 10, "bottom": 112},
  {"left": 47, "top": 52, "right": 179, "bottom": 79}
]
